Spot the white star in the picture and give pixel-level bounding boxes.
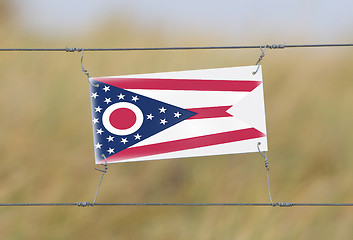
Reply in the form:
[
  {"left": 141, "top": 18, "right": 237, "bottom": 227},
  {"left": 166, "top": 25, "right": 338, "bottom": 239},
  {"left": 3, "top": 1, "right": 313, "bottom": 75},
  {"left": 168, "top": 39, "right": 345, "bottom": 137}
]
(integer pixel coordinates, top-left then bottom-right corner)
[
  {"left": 117, "top": 93, "right": 125, "bottom": 100},
  {"left": 103, "top": 85, "right": 110, "bottom": 92},
  {"left": 159, "top": 107, "right": 167, "bottom": 113},
  {"left": 160, "top": 119, "right": 168, "bottom": 125},
  {"left": 107, "top": 148, "right": 115, "bottom": 154},
  {"left": 146, "top": 114, "right": 154, "bottom": 120},
  {"left": 134, "top": 134, "right": 142, "bottom": 140},
  {"left": 92, "top": 118, "right": 99, "bottom": 124},
  {"left": 95, "top": 106, "right": 102, "bottom": 113},
  {"left": 106, "top": 135, "right": 114, "bottom": 142},
  {"left": 104, "top": 98, "right": 112, "bottom": 104},
  {"left": 121, "top": 138, "right": 128, "bottom": 144},
  {"left": 174, "top": 112, "right": 181, "bottom": 118},
  {"left": 97, "top": 128, "right": 104, "bottom": 135},
  {"left": 95, "top": 143, "right": 102, "bottom": 149},
  {"left": 131, "top": 96, "right": 139, "bottom": 102},
  {"left": 91, "top": 92, "right": 99, "bottom": 99}
]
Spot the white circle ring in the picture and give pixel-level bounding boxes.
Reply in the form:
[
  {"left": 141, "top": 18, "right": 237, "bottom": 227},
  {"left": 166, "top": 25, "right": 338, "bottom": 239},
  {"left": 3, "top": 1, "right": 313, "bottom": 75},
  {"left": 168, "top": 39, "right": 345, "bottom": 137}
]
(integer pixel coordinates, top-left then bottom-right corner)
[{"left": 102, "top": 102, "right": 143, "bottom": 136}]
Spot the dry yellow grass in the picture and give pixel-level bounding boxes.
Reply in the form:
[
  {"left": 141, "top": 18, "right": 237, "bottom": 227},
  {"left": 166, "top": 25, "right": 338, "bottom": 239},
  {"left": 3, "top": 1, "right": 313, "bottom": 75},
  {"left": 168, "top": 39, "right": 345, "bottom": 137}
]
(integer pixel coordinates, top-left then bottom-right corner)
[{"left": 1, "top": 17, "right": 353, "bottom": 240}]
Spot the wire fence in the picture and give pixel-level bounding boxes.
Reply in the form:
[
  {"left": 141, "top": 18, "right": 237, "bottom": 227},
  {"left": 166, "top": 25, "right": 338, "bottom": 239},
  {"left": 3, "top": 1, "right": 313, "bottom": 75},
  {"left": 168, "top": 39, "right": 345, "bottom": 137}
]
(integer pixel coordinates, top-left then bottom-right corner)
[
  {"left": 1, "top": 202, "right": 353, "bottom": 207},
  {"left": 1, "top": 42, "right": 353, "bottom": 207},
  {"left": 0, "top": 43, "right": 352, "bottom": 52}
]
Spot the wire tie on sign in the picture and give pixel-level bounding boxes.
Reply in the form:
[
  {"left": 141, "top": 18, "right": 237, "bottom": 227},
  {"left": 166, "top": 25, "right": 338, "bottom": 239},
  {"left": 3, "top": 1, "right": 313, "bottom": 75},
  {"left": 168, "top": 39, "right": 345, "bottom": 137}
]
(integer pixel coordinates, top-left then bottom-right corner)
[
  {"left": 66, "top": 47, "right": 98, "bottom": 87},
  {"left": 92, "top": 154, "right": 109, "bottom": 206},
  {"left": 252, "top": 43, "right": 285, "bottom": 75},
  {"left": 252, "top": 45, "right": 267, "bottom": 75},
  {"left": 94, "top": 154, "right": 108, "bottom": 173},
  {"left": 80, "top": 48, "right": 99, "bottom": 87},
  {"left": 257, "top": 142, "right": 274, "bottom": 206}
]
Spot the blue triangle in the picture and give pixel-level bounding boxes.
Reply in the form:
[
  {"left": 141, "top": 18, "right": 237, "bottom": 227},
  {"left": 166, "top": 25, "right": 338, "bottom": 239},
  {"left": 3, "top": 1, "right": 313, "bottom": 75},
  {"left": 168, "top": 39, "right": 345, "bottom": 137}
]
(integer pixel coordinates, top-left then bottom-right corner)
[{"left": 90, "top": 80, "right": 196, "bottom": 162}]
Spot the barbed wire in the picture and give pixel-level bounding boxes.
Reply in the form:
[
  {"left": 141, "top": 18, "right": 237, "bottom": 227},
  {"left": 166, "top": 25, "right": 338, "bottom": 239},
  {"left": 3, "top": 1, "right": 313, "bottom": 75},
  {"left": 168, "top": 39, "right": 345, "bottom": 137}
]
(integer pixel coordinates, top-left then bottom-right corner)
[{"left": 0, "top": 43, "right": 352, "bottom": 52}]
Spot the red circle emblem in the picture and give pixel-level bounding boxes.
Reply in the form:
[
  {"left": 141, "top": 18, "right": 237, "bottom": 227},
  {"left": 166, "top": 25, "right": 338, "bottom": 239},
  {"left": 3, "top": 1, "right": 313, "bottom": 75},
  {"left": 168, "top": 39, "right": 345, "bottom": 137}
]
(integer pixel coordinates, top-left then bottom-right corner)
[
  {"left": 109, "top": 108, "right": 137, "bottom": 130},
  {"left": 102, "top": 102, "right": 144, "bottom": 136}
]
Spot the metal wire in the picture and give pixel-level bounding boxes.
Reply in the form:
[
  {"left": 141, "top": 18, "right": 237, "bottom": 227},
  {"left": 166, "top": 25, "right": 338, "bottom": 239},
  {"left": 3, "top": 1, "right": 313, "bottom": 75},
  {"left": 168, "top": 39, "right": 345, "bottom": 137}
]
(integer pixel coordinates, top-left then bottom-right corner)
[
  {"left": 80, "top": 49, "right": 99, "bottom": 87},
  {"left": 257, "top": 142, "right": 273, "bottom": 205},
  {"left": 0, "top": 43, "right": 352, "bottom": 52},
  {"left": 0, "top": 203, "right": 78, "bottom": 206},
  {"left": 252, "top": 45, "right": 267, "bottom": 75},
  {"left": 92, "top": 155, "right": 108, "bottom": 206},
  {"left": 0, "top": 202, "right": 353, "bottom": 207}
]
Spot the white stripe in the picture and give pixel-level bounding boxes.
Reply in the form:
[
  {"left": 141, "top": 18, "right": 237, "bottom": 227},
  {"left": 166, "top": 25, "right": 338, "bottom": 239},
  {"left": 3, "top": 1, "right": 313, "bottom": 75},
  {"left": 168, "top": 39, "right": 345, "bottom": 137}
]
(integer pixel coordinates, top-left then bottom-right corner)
[{"left": 99, "top": 65, "right": 261, "bottom": 81}]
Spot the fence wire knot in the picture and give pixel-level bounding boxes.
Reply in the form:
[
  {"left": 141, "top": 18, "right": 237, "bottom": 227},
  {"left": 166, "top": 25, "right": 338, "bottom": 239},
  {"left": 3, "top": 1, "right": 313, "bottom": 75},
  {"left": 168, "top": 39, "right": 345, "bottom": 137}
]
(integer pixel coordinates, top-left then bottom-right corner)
[
  {"left": 252, "top": 43, "right": 285, "bottom": 75},
  {"left": 76, "top": 202, "right": 92, "bottom": 207},
  {"left": 65, "top": 47, "right": 82, "bottom": 52},
  {"left": 275, "top": 202, "right": 294, "bottom": 207},
  {"left": 267, "top": 43, "right": 286, "bottom": 49}
]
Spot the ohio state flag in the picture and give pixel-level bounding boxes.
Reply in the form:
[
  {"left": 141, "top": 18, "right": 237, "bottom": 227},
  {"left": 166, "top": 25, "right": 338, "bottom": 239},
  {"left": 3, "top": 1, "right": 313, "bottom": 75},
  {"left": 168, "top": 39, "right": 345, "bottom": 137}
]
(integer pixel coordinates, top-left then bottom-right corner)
[{"left": 89, "top": 65, "right": 267, "bottom": 164}]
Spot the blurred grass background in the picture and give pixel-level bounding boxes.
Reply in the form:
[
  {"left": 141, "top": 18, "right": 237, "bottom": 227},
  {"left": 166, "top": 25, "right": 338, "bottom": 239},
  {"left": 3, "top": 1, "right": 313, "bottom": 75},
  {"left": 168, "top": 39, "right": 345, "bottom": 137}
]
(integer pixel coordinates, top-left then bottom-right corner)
[{"left": 1, "top": 1, "right": 353, "bottom": 239}]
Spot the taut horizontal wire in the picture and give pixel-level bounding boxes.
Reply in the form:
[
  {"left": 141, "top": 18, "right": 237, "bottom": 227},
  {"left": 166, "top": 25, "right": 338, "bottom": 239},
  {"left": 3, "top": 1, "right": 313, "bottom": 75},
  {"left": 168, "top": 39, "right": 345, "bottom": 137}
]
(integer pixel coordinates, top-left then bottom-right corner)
[
  {"left": 0, "top": 43, "right": 353, "bottom": 52},
  {"left": 1, "top": 202, "right": 353, "bottom": 207}
]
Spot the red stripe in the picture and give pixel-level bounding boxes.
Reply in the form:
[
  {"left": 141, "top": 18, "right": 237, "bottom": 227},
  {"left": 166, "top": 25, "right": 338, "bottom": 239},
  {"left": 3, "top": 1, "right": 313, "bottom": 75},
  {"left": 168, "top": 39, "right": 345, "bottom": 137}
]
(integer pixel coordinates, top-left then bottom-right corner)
[
  {"left": 104, "top": 128, "right": 265, "bottom": 162},
  {"left": 187, "top": 106, "right": 232, "bottom": 119},
  {"left": 93, "top": 78, "right": 261, "bottom": 92}
]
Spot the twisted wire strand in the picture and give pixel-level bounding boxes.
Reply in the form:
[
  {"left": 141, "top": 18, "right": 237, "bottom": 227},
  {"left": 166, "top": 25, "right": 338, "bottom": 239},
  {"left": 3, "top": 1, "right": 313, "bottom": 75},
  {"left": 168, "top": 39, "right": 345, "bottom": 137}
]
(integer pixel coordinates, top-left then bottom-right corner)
[
  {"left": 92, "top": 155, "right": 108, "bottom": 206},
  {"left": 257, "top": 142, "right": 274, "bottom": 205},
  {"left": 252, "top": 45, "right": 267, "bottom": 74}
]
